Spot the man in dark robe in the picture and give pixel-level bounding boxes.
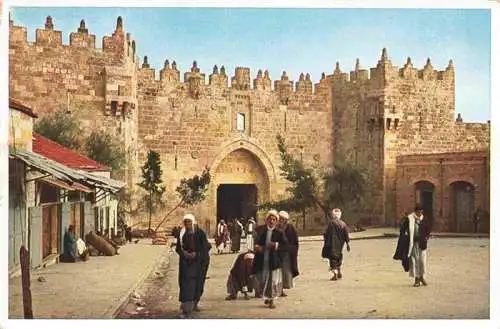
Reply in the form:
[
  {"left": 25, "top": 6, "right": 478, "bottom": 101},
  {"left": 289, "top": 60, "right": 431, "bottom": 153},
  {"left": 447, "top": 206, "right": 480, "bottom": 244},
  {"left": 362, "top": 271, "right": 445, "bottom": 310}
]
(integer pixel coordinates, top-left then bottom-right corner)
[
  {"left": 278, "top": 211, "right": 299, "bottom": 297},
  {"left": 231, "top": 219, "right": 243, "bottom": 253},
  {"left": 393, "top": 204, "right": 430, "bottom": 287},
  {"left": 322, "top": 208, "right": 350, "bottom": 281},
  {"left": 124, "top": 225, "right": 132, "bottom": 243},
  {"left": 252, "top": 210, "right": 288, "bottom": 309},
  {"left": 176, "top": 214, "right": 211, "bottom": 318},
  {"left": 225, "top": 251, "right": 255, "bottom": 300},
  {"left": 61, "top": 225, "right": 77, "bottom": 263}
]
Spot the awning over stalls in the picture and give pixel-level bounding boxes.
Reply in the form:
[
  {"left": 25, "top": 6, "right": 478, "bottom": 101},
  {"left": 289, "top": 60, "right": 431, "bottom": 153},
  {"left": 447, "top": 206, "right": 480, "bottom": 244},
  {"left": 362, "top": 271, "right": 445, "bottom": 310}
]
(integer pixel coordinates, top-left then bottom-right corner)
[
  {"left": 40, "top": 177, "right": 93, "bottom": 193},
  {"left": 10, "top": 149, "right": 126, "bottom": 194}
]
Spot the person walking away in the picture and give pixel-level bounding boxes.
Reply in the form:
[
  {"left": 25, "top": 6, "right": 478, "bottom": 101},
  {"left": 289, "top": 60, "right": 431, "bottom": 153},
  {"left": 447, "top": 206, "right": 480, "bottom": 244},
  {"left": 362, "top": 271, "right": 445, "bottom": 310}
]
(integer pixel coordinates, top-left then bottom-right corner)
[
  {"left": 322, "top": 208, "right": 350, "bottom": 281},
  {"left": 176, "top": 214, "right": 211, "bottom": 318},
  {"left": 277, "top": 211, "right": 299, "bottom": 297},
  {"left": 225, "top": 251, "right": 255, "bottom": 300},
  {"left": 251, "top": 210, "right": 288, "bottom": 309},
  {"left": 393, "top": 205, "right": 430, "bottom": 287},
  {"left": 246, "top": 217, "right": 257, "bottom": 251},
  {"left": 231, "top": 218, "right": 243, "bottom": 253}
]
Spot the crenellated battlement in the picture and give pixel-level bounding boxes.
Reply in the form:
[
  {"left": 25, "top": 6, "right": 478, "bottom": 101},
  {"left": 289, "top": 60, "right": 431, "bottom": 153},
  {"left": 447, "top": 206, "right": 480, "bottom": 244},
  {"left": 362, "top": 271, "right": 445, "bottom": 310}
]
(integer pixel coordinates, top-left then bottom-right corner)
[
  {"left": 134, "top": 49, "right": 454, "bottom": 101},
  {"left": 9, "top": 15, "right": 137, "bottom": 64},
  {"left": 10, "top": 15, "right": 454, "bottom": 98},
  {"left": 8, "top": 15, "right": 455, "bottom": 95}
]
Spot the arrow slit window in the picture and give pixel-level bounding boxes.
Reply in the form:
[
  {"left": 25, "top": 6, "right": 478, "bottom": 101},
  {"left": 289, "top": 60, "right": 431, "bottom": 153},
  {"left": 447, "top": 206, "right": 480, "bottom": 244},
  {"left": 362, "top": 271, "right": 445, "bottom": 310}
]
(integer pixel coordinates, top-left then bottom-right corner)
[{"left": 237, "top": 113, "right": 246, "bottom": 131}]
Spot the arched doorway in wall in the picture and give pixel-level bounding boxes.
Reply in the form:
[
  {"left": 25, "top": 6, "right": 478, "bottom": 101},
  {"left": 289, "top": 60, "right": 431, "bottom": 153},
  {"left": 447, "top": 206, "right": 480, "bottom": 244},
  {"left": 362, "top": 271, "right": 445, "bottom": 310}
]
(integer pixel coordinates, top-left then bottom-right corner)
[
  {"left": 414, "top": 181, "right": 435, "bottom": 227},
  {"left": 213, "top": 148, "right": 270, "bottom": 229},
  {"left": 450, "top": 181, "right": 475, "bottom": 233}
]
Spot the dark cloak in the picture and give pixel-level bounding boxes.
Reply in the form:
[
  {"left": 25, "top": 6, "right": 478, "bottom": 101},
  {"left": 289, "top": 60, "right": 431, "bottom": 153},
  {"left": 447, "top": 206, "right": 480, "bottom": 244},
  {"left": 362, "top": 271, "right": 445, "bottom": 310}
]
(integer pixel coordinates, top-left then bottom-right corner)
[
  {"left": 251, "top": 226, "right": 288, "bottom": 275},
  {"left": 231, "top": 222, "right": 243, "bottom": 252},
  {"left": 393, "top": 216, "right": 431, "bottom": 272},
  {"left": 61, "top": 230, "right": 77, "bottom": 262},
  {"left": 321, "top": 221, "right": 349, "bottom": 259},
  {"left": 176, "top": 227, "right": 211, "bottom": 303},
  {"left": 281, "top": 224, "right": 300, "bottom": 278},
  {"left": 227, "top": 252, "right": 254, "bottom": 295}
]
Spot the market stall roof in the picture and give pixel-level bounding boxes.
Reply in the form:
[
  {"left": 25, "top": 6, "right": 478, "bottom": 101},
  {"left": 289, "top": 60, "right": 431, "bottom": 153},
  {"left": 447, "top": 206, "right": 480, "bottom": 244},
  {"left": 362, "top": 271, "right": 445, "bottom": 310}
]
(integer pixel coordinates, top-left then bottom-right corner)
[
  {"left": 10, "top": 149, "right": 125, "bottom": 193},
  {"left": 41, "top": 177, "right": 93, "bottom": 194},
  {"left": 33, "top": 134, "right": 110, "bottom": 172}
]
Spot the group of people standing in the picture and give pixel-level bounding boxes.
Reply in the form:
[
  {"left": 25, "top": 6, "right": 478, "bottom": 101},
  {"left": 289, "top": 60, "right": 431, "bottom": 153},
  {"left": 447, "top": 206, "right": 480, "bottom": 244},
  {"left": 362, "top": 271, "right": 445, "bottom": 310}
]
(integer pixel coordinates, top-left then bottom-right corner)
[
  {"left": 215, "top": 217, "right": 257, "bottom": 254},
  {"left": 174, "top": 204, "right": 431, "bottom": 318},
  {"left": 225, "top": 210, "right": 300, "bottom": 308}
]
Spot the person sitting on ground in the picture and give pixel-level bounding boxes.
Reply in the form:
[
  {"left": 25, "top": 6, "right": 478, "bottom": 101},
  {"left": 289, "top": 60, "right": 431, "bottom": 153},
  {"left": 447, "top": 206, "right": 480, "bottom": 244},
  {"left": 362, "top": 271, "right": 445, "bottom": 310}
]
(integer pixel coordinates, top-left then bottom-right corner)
[
  {"left": 76, "top": 237, "right": 90, "bottom": 261},
  {"left": 225, "top": 251, "right": 255, "bottom": 301},
  {"left": 61, "top": 225, "right": 77, "bottom": 263}
]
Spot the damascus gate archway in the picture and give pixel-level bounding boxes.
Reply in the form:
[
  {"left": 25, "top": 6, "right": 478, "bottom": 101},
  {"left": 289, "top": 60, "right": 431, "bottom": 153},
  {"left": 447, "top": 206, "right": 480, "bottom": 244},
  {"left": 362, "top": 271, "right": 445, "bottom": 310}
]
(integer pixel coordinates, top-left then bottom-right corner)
[{"left": 210, "top": 140, "right": 276, "bottom": 231}]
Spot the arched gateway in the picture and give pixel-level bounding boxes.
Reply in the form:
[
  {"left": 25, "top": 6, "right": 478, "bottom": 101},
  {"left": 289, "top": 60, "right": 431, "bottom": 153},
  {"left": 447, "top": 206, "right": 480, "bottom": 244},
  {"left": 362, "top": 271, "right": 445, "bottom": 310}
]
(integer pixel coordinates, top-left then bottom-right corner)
[{"left": 208, "top": 140, "right": 275, "bottom": 234}]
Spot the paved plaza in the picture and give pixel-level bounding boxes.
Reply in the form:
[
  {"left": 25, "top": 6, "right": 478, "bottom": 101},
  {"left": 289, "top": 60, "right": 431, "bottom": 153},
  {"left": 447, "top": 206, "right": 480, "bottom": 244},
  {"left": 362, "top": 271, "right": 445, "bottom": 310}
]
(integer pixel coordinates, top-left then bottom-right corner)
[
  {"left": 118, "top": 237, "right": 490, "bottom": 319},
  {"left": 9, "top": 239, "right": 167, "bottom": 319}
]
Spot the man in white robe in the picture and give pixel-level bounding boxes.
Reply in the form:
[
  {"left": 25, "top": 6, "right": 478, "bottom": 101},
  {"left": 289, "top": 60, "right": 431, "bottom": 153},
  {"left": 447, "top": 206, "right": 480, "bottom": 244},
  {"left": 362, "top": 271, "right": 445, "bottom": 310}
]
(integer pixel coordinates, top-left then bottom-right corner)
[{"left": 246, "top": 217, "right": 256, "bottom": 251}]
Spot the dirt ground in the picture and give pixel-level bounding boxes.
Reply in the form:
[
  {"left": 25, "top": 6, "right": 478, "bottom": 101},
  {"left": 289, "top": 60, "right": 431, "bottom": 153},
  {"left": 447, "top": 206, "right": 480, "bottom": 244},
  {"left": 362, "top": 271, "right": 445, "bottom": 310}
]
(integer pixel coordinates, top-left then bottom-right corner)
[{"left": 116, "top": 237, "right": 489, "bottom": 319}]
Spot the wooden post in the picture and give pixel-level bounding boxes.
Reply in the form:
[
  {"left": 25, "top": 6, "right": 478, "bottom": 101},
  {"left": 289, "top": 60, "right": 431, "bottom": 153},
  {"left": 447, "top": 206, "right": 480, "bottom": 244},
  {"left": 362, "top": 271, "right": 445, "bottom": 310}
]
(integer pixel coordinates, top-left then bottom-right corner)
[{"left": 20, "top": 246, "right": 34, "bottom": 319}]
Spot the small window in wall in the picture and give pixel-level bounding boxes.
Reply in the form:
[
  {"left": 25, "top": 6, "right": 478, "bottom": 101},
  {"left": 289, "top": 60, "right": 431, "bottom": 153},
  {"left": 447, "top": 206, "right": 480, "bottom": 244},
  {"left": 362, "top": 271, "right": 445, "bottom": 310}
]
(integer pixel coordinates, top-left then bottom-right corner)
[
  {"left": 386, "top": 118, "right": 391, "bottom": 130},
  {"left": 394, "top": 119, "right": 400, "bottom": 130},
  {"left": 237, "top": 113, "right": 246, "bottom": 131},
  {"left": 111, "top": 101, "right": 118, "bottom": 115}
]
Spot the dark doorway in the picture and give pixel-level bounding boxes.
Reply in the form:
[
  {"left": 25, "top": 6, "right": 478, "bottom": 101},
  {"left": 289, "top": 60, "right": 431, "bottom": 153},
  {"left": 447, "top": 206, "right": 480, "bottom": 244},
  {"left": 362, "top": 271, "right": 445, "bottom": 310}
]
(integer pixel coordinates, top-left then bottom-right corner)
[
  {"left": 414, "top": 181, "right": 435, "bottom": 228},
  {"left": 217, "top": 184, "right": 258, "bottom": 224},
  {"left": 450, "top": 181, "right": 475, "bottom": 233}
]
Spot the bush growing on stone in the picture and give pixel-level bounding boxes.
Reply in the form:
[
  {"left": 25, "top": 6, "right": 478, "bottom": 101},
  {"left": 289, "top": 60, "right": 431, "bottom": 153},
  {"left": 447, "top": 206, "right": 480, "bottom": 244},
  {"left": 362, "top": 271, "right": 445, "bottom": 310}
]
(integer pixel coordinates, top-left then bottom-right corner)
[{"left": 34, "top": 109, "right": 82, "bottom": 150}]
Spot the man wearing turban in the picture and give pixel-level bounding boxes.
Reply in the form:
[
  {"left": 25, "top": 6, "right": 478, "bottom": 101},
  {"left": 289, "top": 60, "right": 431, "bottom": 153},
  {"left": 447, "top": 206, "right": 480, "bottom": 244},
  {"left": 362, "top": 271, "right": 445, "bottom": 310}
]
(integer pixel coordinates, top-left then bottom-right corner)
[
  {"left": 251, "top": 210, "right": 289, "bottom": 309},
  {"left": 176, "top": 214, "right": 211, "bottom": 318},
  {"left": 322, "top": 208, "right": 350, "bottom": 281}
]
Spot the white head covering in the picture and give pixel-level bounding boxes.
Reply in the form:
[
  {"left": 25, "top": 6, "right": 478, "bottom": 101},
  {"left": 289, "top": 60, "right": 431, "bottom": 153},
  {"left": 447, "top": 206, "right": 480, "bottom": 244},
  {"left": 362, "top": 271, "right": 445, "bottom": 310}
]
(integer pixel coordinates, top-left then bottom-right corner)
[
  {"left": 332, "top": 208, "right": 342, "bottom": 220},
  {"left": 278, "top": 210, "right": 289, "bottom": 220},
  {"left": 266, "top": 210, "right": 279, "bottom": 229},
  {"left": 331, "top": 208, "right": 347, "bottom": 229},
  {"left": 266, "top": 209, "right": 279, "bottom": 219},
  {"left": 179, "top": 214, "right": 196, "bottom": 248}
]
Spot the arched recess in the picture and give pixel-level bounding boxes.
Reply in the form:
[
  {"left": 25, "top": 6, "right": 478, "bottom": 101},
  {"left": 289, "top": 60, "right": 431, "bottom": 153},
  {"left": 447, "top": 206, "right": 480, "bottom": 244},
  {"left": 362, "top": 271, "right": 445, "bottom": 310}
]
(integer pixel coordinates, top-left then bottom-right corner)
[
  {"left": 449, "top": 181, "right": 475, "bottom": 233},
  {"left": 208, "top": 142, "right": 273, "bottom": 232},
  {"left": 414, "top": 180, "right": 436, "bottom": 226},
  {"left": 211, "top": 139, "right": 277, "bottom": 183}
]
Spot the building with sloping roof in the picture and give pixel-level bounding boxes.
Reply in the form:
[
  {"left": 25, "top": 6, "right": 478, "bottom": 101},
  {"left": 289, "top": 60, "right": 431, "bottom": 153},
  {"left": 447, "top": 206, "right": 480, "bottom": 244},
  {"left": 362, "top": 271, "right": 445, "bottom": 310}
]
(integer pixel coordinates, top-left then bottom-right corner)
[
  {"left": 33, "top": 134, "right": 110, "bottom": 172},
  {"left": 8, "top": 98, "right": 125, "bottom": 274}
]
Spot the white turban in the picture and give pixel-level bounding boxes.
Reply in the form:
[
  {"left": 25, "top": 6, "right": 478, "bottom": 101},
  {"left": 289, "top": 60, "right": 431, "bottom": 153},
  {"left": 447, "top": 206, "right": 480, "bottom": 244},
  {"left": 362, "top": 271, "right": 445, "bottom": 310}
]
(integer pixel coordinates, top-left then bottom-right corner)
[
  {"left": 332, "top": 208, "right": 342, "bottom": 220},
  {"left": 179, "top": 214, "right": 196, "bottom": 248},
  {"left": 183, "top": 213, "right": 196, "bottom": 223},
  {"left": 266, "top": 209, "right": 279, "bottom": 220},
  {"left": 278, "top": 211, "right": 289, "bottom": 220}
]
